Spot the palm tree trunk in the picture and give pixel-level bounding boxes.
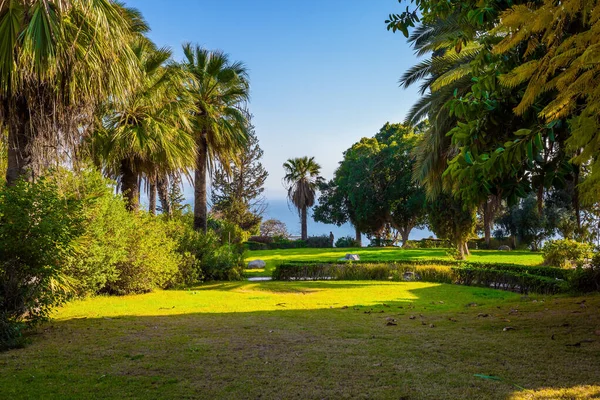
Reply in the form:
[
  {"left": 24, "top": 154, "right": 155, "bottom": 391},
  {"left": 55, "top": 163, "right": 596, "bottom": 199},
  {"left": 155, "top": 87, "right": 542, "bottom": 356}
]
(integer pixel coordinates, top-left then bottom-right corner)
[
  {"left": 355, "top": 225, "right": 362, "bottom": 247},
  {"left": 157, "top": 175, "right": 172, "bottom": 217},
  {"left": 6, "top": 98, "right": 33, "bottom": 185},
  {"left": 120, "top": 159, "right": 139, "bottom": 211},
  {"left": 194, "top": 135, "right": 208, "bottom": 232},
  {"left": 301, "top": 205, "right": 308, "bottom": 240},
  {"left": 149, "top": 179, "right": 157, "bottom": 215}
]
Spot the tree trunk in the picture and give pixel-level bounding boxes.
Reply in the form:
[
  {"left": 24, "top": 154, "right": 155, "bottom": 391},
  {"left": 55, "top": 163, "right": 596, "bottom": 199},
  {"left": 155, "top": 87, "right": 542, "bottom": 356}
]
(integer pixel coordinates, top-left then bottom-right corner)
[
  {"left": 457, "top": 241, "right": 466, "bottom": 260},
  {"left": 301, "top": 205, "right": 308, "bottom": 240},
  {"left": 6, "top": 98, "right": 33, "bottom": 185},
  {"left": 536, "top": 185, "right": 544, "bottom": 215},
  {"left": 573, "top": 162, "right": 581, "bottom": 231},
  {"left": 355, "top": 225, "right": 362, "bottom": 247},
  {"left": 400, "top": 227, "right": 411, "bottom": 248},
  {"left": 157, "top": 175, "right": 172, "bottom": 217},
  {"left": 148, "top": 180, "right": 157, "bottom": 215},
  {"left": 483, "top": 198, "right": 492, "bottom": 248},
  {"left": 120, "top": 159, "right": 139, "bottom": 211},
  {"left": 194, "top": 135, "right": 208, "bottom": 232}
]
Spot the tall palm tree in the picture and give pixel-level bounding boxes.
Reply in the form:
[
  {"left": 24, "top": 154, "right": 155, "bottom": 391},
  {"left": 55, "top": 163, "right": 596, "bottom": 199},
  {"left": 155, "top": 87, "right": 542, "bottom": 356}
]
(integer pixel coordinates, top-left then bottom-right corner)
[
  {"left": 90, "top": 38, "right": 196, "bottom": 211},
  {"left": 283, "top": 157, "right": 323, "bottom": 240},
  {"left": 182, "top": 44, "right": 250, "bottom": 232},
  {"left": 0, "top": 1, "right": 144, "bottom": 185}
]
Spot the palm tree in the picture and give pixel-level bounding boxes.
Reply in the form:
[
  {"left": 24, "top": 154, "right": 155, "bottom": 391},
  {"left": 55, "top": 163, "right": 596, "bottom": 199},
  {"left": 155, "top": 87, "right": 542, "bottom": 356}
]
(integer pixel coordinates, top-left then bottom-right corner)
[
  {"left": 0, "top": 1, "right": 144, "bottom": 185},
  {"left": 283, "top": 157, "right": 323, "bottom": 240},
  {"left": 182, "top": 44, "right": 250, "bottom": 232},
  {"left": 90, "top": 38, "right": 196, "bottom": 211}
]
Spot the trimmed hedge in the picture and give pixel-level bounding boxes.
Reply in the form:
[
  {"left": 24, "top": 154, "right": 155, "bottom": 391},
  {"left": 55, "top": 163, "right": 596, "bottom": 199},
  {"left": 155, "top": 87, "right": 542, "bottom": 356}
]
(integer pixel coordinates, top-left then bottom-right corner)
[{"left": 272, "top": 260, "right": 570, "bottom": 294}]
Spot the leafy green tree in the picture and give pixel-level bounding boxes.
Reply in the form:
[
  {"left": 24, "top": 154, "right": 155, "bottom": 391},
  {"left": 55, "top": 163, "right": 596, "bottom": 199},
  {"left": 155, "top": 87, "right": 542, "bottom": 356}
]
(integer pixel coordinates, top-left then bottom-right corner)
[
  {"left": 315, "top": 123, "right": 426, "bottom": 247},
  {"left": 426, "top": 192, "right": 476, "bottom": 259},
  {"left": 91, "top": 39, "right": 196, "bottom": 211},
  {"left": 0, "top": 1, "right": 144, "bottom": 185},
  {"left": 211, "top": 122, "right": 267, "bottom": 234},
  {"left": 283, "top": 157, "right": 323, "bottom": 240},
  {"left": 182, "top": 44, "right": 250, "bottom": 232}
]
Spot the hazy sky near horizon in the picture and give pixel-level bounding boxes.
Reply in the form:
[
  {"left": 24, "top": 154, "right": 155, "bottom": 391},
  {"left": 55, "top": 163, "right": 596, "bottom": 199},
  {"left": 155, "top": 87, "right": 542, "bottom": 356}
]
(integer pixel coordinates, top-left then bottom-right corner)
[{"left": 125, "top": 0, "right": 421, "bottom": 203}]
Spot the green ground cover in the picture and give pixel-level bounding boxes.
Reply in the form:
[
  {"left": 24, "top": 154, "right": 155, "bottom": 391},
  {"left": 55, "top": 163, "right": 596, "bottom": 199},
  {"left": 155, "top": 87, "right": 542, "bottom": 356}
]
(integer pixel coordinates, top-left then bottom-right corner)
[
  {"left": 1, "top": 281, "right": 598, "bottom": 399},
  {"left": 245, "top": 247, "right": 544, "bottom": 277}
]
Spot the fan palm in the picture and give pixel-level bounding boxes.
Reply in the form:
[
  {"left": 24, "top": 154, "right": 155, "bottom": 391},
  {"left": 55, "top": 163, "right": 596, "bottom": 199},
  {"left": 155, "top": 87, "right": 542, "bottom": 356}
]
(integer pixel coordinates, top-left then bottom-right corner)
[
  {"left": 283, "top": 157, "right": 323, "bottom": 240},
  {"left": 90, "top": 38, "right": 196, "bottom": 211},
  {"left": 0, "top": 0, "right": 144, "bottom": 185},
  {"left": 182, "top": 44, "right": 250, "bottom": 232},
  {"left": 400, "top": 16, "right": 481, "bottom": 198}
]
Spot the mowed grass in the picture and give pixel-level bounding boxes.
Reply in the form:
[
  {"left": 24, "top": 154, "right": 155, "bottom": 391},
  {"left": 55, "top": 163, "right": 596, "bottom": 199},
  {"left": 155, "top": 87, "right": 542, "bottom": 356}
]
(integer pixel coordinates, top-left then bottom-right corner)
[
  {"left": 1, "top": 281, "right": 599, "bottom": 399},
  {"left": 245, "top": 247, "right": 544, "bottom": 277}
]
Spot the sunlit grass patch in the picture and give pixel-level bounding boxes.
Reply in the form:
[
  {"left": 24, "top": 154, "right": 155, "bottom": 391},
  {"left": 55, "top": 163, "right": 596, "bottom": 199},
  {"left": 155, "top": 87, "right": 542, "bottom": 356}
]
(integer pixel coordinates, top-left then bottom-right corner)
[{"left": 245, "top": 247, "right": 544, "bottom": 277}]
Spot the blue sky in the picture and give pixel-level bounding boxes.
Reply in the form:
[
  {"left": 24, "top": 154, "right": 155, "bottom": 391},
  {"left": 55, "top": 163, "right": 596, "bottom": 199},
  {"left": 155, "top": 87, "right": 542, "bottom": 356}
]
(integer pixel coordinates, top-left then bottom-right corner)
[{"left": 127, "top": 0, "right": 427, "bottom": 238}]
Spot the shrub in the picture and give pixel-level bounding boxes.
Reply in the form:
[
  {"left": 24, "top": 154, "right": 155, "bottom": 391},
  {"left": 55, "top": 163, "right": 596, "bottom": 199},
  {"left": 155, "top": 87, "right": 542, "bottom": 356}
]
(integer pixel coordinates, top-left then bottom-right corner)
[
  {"left": 165, "top": 215, "right": 245, "bottom": 283},
  {"left": 335, "top": 236, "right": 361, "bottom": 248},
  {"left": 245, "top": 241, "right": 268, "bottom": 251},
  {"left": 305, "top": 235, "right": 332, "bottom": 248},
  {"left": 0, "top": 177, "right": 84, "bottom": 350},
  {"left": 248, "top": 236, "right": 274, "bottom": 245},
  {"left": 104, "top": 214, "right": 181, "bottom": 295},
  {"left": 59, "top": 170, "right": 129, "bottom": 295},
  {"left": 452, "top": 267, "right": 565, "bottom": 294},
  {"left": 542, "top": 239, "right": 593, "bottom": 268}
]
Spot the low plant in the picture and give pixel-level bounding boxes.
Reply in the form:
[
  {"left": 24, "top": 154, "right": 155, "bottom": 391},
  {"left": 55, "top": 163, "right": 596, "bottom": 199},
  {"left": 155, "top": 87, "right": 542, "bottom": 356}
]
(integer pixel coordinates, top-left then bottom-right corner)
[
  {"left": 542, "top": 239, "right": 593, "bottom": 268},
  {"left": 335, "top": 236, "right": 361, "bottom": 248}
]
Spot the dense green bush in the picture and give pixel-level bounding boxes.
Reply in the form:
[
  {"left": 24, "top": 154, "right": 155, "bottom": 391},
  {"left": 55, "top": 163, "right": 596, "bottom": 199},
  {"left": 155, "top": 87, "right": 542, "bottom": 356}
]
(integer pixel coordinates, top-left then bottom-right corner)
[
  {"left": 452, "top": 267, "right": 565, "bottom": 294},
  {"left": 166, "top": 215, "right": 245, "bottom": 282},
  {"left": 272, "top": 260, "right": 570, "bottom": 294},
  {"left": 335, "top": 236, "right": 361, "bottom": 248},
  {"left": 542, "top": 239, "right": 593, "bottom": 268},
  {"left": 0, "top": 177, "right": 84, "bottom": 350},
  {"left": 104, "top": 214, "right": 181, "bottom": 295},
  {"left": 305, "top": 235, "right": 332, "bottom": 248},
  {"left": 245, "top": 241, "right": 268, "bottom": 251}
]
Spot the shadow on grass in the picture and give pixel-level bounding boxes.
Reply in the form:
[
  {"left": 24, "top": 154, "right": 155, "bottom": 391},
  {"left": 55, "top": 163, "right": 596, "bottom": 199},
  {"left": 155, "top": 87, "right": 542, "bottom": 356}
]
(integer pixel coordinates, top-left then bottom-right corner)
[{"left": 2, "top": 285, "right": 599, "bottom": 400}]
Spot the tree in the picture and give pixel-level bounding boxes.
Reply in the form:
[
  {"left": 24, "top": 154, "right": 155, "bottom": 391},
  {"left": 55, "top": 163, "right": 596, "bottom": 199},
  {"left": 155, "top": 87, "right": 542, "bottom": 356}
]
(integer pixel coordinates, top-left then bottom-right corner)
[
  {"left": 90, "top": 39, "right": 196, "bottom": 211},
  {"left": 283, "top": 157, "right": 323, "bottom": 240},
  {"left": 182, "top": 44, "right": 250, "bottom": 232},
  {"left": 0, "top": 1, "right": 144, "bottom": 185},
  {"left": 314, "top": 123, "right": 426, "bottom": 247},
  {"left": 211, "top": 121, "right": 268, "bottom": 233},
  {"left": 427, "top": 192, "right": 476, "bottom": 259},
  {"left": 260, "top": 219, "right": 289, "bottom": 238}
]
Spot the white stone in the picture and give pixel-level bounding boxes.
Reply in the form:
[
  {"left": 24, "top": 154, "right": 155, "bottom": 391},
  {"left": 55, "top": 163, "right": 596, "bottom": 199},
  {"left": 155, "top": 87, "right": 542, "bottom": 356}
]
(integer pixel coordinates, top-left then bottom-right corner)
[
  {"left": 247, "top": 259, "right": 266, "bottom": 269},
  {"left": 344, "top": 254, "right": 360, "bottom": 261}
]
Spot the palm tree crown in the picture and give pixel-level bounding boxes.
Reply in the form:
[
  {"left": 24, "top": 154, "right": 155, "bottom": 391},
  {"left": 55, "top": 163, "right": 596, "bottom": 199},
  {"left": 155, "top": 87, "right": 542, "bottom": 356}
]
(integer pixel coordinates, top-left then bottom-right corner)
[
  {"left": 182, "top": 43, "right": 250, "bottom": 231},
  {"left": 0, "top": 0, "right": 144, "bottom": 184},
  {"left": 91, "top": 38, "right": 196, "bottom": 211},
  {"left": 283, "top": 156, "right": 323, "bottom": 240}
]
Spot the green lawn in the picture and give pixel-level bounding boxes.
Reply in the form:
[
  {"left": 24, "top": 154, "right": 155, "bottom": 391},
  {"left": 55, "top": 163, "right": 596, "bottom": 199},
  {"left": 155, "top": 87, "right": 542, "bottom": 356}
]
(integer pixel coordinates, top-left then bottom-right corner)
[
  {"left": 245, "top": 247, "right": 544, "bottom": 277},
  {"left": 1, "top": 281, "right": 599, "bottom": 399}
]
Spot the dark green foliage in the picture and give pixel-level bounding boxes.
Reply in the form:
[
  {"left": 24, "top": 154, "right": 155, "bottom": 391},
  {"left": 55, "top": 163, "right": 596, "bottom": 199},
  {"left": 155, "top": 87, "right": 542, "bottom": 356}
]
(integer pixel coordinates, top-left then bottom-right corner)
[
  {"left": 245, "top": 241, "right": 268, "bottom": 251},
  {"left": 335, "top": 236, "right": 361, "bottom": 248},
  {"left": 272, "top": 259, "right": 574, "bottom": 294},
  {"left": 314, "top": 123, "right": 426, "bottom": 246},
  {"left": 304, "top": 235, "right": 332, "bottom": 248},
  {"left": 165, "top": 214, "right": 245, "bottom": 283},
  {"left": 452, "top": 268, "right": 565, "bottom": 295},
  {"left": 246, "top": 235, "right": 332, "bottom": 250},
  {"left": 426, "top": 192, "right": 476, "bottom": 258},
  {"left": 0, "top": 177, "right": 84, "bottom": 349}
]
